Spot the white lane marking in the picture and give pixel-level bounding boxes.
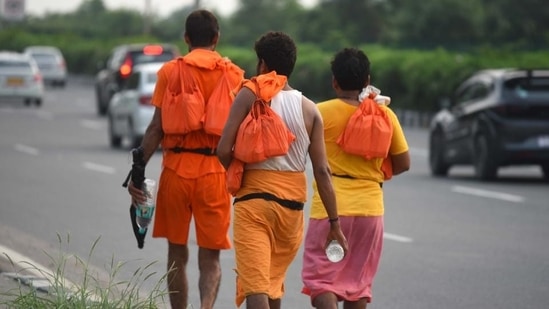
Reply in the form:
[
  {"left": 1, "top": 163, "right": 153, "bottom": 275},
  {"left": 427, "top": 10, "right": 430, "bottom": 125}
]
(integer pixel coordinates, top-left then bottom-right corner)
[
  {"left": 452, "top": 185, "right": 525, "bottom": 203},
  {"left": 384, "top": 232, "right": 413, "bottom": 243},
  {"left": 82, "top": 161, "right": 116, "bottom": 174},
  {"left": 14, "top": 144, "right": 39, "bottom": 156},
  {"left": 409, "top": 147, "right": 428, "bottom": 158},
  {"left": 80, "top": 119, "right": 103, "bottom": 130},
  {"left": 35, "top": 110, "right": 54, "bottom": 120}
]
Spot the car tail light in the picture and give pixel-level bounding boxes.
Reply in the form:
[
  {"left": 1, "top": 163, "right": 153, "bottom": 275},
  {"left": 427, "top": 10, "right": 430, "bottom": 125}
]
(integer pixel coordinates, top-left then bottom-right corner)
[
  {"left": 143, "top": 45, "right": 163, "bottom": 56},
  {"left": 139, "top": 95, "right": 152, "bottom": 105},
  {"left": 119, "top": 56, "right": 133, "bottom": 79},
  {"left": 34, "top": 73, "right": 42, "bottom": 82},
  {"left": 59, "top": 59, "right": 66, "bottom": 68}
]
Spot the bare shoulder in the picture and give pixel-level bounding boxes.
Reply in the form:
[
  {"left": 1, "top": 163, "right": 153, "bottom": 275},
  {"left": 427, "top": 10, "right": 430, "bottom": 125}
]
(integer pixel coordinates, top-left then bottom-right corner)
[
  {"left": 300, "top": 95, "right": 321, "bottom": 134},
  {"left": 301, "top": 95, "right": 320, "bottom": 117}
]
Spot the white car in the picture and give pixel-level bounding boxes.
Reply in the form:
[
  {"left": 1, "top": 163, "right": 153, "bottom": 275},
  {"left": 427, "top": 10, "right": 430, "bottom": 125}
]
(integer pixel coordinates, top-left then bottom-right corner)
[
  {"left": 23, "top": 46, "right": 67, "bottom": 88},
  {"left": 108, "top": 62, "right": 164, "bottom": 148},
  {"left": 0, "top": 51, "right": 44, "bottom": 107}
]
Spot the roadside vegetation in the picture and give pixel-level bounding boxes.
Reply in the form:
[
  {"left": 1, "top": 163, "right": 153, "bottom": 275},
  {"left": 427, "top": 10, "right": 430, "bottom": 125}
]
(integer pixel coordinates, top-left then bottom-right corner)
[
  {"left": 0, "top": 235, "right": 170, "bottom": 309},
  {"left": 0, "top": 0, "right": 547, "bottom": 110}
]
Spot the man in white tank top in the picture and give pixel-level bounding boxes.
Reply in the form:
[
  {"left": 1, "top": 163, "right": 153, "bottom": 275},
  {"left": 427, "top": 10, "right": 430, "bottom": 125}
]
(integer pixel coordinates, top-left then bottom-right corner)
[{"left": 217, "top": 32, "right": 348, "bottom": 309}]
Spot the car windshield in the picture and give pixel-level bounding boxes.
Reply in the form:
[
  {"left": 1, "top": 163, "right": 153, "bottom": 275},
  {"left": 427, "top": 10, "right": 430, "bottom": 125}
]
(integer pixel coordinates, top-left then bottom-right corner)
[
  {"left": 30, "top": 53, "right": 58, "bottom": 63},
  {"left": 504, "top": 77, "right": 549, "bottom": 99},
  {"left": 0, "top": 60, "right": 32, "bottom": 73},
  {"left": 131, "top": 50, "right": 175, "bottom": 66}
]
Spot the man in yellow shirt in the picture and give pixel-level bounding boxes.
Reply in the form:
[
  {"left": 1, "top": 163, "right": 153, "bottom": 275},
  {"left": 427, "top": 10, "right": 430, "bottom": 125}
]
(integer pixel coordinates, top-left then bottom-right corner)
[{"left": 301, "top": 48, "right": 410, "bottom": 308}]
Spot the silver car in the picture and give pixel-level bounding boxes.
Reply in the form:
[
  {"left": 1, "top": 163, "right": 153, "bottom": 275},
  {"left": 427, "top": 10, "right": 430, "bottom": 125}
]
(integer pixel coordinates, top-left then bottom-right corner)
[
  {"left": 23, "top": 46, "right": 67, "bottom": 88},
  {"left": 0, "top": 51, "right": 44, "bottom": 107},
  {"left": 108, "top": 62, "right": 164, "bottom": 148}
]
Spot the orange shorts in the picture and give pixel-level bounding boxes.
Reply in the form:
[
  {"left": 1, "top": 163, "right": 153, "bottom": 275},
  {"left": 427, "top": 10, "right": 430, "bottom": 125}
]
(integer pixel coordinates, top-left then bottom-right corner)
[{"left": 152, "top": 167, "right": 231, "bottom": 249}]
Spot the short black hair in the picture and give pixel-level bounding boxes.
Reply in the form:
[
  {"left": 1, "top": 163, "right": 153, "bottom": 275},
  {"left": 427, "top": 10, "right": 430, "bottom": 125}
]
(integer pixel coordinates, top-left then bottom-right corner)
[
  {"left": 185, "top": 10, "right": 219, "bottom": 47},
  {"left": 254, "top": 31, "right": 297, "bottom": 77},
  {"left": 331, "top": 48, "right": 371, "bottom": 91}
]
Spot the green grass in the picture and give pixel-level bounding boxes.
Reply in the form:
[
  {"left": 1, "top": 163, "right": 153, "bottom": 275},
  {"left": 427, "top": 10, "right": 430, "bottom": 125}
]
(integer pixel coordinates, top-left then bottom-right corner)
[{"left": 0, "top": 234, "right": 171, "bottom": 309}]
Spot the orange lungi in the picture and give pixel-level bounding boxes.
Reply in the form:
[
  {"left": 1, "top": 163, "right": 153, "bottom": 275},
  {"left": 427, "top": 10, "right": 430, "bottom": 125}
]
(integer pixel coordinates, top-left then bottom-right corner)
[{"left": 233, "top": 169, "right": 306, "bottom": 307}]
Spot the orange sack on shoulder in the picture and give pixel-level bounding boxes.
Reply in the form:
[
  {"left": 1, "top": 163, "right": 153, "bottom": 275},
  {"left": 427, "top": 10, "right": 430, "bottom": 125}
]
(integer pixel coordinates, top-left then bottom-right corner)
[
  {"left": 233, "top": 72, "right": 295, "bottom": 164},
  {"left": 336, "top": 97, "right": 393, "bottom": 160},
  {"left": 202, "top": 58, "right": 243, "bottom": 136},
  {"left": 161, "top": 58, "right": 205, "bottom": 135}
]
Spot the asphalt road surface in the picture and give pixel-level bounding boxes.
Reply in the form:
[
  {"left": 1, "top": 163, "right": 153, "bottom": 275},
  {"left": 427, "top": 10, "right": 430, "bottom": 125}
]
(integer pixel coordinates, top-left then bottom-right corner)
[{"left": 1, "top": 76, "right": 548, "bottom": 309}]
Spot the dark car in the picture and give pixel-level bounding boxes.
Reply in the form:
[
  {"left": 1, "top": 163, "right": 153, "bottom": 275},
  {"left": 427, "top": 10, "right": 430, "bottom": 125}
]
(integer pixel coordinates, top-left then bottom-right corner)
[
  {"left": 429, "top": 68, "right": 549, "bottom": 180},
  {"left": 95, "top": 43, "right": 180, "bottom": 116}
]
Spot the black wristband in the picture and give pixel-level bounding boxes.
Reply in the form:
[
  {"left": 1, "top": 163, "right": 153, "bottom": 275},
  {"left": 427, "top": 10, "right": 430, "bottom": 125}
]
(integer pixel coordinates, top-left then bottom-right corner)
[{"left": 328, "top": 217, "right": 339, "bottom": 223}]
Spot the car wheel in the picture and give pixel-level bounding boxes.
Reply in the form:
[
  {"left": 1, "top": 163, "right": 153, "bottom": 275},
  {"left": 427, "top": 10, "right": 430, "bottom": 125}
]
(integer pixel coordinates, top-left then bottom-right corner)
[
  {"left": 429, "top": 130, "right": 450, "bottom": 176},
  {"left": 541, "top": 164, "right": 549, "bottom": 181},
  {"left": 474, "top": 133, "right": 498, "bottom": 181},
  {"left": 108, "top": 115, "right": 122, "bottom": 148},
  {"left": 35, "top": 99, "right": 42, "bottom": 107}
]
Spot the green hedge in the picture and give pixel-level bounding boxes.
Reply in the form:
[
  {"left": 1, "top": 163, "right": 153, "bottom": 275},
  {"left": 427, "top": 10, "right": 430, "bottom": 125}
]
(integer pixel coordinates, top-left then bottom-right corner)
[{"left": 2, "top": 29, "right": 548, "bottom": 111}]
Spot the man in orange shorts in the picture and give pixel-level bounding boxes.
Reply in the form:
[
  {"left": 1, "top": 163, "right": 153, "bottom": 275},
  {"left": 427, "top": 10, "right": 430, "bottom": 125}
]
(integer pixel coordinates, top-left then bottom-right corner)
[
  {"left": 128, "top": 10, "right": 244, "bottom": 309},
  {"left": 217, "top": 31, "right": 348, "bottom": 309}
]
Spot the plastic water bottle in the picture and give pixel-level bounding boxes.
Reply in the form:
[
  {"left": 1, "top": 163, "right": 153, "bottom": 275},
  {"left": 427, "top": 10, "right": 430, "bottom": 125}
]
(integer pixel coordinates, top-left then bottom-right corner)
[
  {"left": 325, "top": 240, "right": 345, "bottom": 263},
  {"left": 136, "top": 178, "right": 157, "bottom": 233}
]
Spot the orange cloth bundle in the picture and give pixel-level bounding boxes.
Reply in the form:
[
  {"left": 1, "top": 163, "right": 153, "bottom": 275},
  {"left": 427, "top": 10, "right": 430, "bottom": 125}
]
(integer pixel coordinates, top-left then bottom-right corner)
[
  {"left": 336, "top": 97, "right": 393, "bottom": 160},
  {"left": 233, "top": 72, "right": 295, "bottom": 163}
]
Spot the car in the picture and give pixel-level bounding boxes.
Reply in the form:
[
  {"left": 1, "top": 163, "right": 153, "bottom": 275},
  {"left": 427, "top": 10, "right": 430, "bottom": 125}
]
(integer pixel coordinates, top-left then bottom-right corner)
[
  {"left": 23, "top": 45, "right": 67, "bottom": 88},
  {"left": 107, "top": 62, "right": 164, "bottom": 149},
  {"left": 0, "top": 51, "right": 44, "bottom": 107},
  {"left": 95, "top": 43, "right": 180, "bottom": 116},
  {"left": 429, "top": 68, "right": 549, "bottom": 181}
]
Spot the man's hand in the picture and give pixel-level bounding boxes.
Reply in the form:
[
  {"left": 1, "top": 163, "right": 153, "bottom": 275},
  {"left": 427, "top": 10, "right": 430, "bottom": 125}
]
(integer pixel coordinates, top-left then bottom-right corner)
[
  {"left": 326, "top": 220, "right": 348, "bottom": 254},
  {"left": 128, "top": 180, "right": 147, "bottom": 206}
]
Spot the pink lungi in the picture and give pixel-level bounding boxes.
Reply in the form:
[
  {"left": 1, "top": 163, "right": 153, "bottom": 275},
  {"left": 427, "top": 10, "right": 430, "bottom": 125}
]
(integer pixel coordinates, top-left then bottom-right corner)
[{"left": 301, "top": 216, "right": 384, "bottom": 303}]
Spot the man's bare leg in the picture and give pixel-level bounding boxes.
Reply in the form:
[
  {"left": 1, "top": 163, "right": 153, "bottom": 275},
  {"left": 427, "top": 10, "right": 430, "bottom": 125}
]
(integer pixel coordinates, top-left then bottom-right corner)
[
  {"left": 246, "top": 293, "right": 270, "bottom": 309},
  {"left": 268, "top": 297, "right": 281, "bottom": 309},
  {"left": 343, "top": 299, "right": 368, "bottom": 309},
  {"left": 312, "top": 292, "right": 338, "bottom": 309},
  {"left": 198, "top": 247, "right": 221, "bottom": 309},
  {"left": 167, "top": 242, "right": 189, "bottom": 309}
]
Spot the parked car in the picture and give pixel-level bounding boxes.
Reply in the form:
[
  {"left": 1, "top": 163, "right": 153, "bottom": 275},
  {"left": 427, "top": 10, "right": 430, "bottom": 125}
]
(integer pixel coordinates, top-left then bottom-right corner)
[
  {"left": 0, "top": 51, "right": 44, "bottom": 107},
  {"left": 429, "top": 68, "right": 549, "bottom": 180},
  {"left": 23, "top": 45, "right": 67, "bottom": 87},
  {"left": 95, "top": 43, "right": 180, "bottom": 116},
  {"left": 108, "top": 62, "right": 164, "bottom": 149}
]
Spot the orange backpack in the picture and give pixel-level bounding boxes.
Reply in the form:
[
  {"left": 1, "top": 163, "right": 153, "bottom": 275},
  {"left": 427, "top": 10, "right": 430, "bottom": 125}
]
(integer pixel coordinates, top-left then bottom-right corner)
[
  {"left": 336, "top": 96, "right": 394, "bottom": 160},
  {"left": 161, "top": 57, "right": 242, "bottom": 136},
  {"left": 233, "top": 75, "right": 296, "bottom": 164}
]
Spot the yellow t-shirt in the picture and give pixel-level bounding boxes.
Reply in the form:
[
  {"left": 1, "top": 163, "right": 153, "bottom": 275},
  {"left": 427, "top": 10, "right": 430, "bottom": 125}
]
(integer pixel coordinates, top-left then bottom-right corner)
[{"left": 310, "top": 98, "right": 409, "bottom": 218}]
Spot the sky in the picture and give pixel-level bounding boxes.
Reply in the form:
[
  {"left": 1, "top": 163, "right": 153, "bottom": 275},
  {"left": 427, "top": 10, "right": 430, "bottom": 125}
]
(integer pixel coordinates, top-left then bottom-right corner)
[{"left": 24, "top": 0, "right": 319, "bottom": 17}]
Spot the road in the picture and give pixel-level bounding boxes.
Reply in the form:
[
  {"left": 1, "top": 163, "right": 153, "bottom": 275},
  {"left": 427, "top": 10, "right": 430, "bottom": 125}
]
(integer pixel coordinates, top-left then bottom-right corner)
[{"left": 1, "top": 77, "right": 548, "bottom": 309}]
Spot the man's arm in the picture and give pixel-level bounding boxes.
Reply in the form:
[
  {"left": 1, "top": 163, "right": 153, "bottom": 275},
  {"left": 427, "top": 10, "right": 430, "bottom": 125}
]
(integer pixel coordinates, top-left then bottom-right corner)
[
  {"left": 391, "top": 151, "right": 410, "bottom": 175},
  {"left": 128, "top": 108, "right": 163, "bottom": 204},
  {"left": 217, "top": 87, "right": 255, "bottom": 169},
  {"left": 303, "top": 97, "right": 348, "bottom": 252}
]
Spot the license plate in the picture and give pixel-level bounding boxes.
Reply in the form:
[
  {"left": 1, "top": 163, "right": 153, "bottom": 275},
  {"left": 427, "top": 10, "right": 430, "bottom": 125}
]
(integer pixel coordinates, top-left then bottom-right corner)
[
  {"left": 538, "top": 136, "right": 549, "bottom": 148},
  {"left": 6, "top": 77, "right": 24, "bottom": 87}
]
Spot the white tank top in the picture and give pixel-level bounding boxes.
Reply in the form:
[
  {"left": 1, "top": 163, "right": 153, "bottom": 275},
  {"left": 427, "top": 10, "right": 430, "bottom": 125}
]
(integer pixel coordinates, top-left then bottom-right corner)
[{"left": 246, "top": 90, "right": 310, "bottom": 172}]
